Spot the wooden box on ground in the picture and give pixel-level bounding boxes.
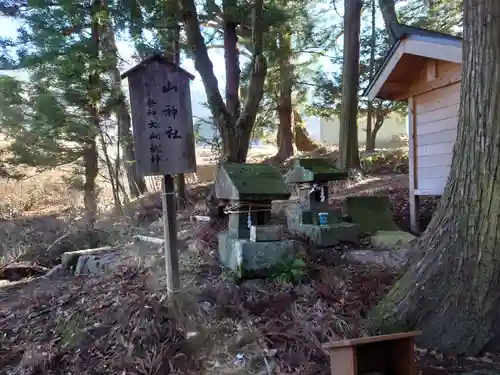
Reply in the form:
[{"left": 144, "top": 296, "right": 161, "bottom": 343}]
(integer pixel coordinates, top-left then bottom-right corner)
[
  {"left": 365, "top": 23, "right": 463, "bottom": 233},
  {"left": 322, "top": 331, "right": 421, "bottom": 375}
]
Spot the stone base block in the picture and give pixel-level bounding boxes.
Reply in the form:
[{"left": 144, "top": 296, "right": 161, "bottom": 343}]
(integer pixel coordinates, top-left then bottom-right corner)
[
  {"left": 62, "top": 242, "right": 162, "bottom": 275},
  {"left": 250, "top": 225, "right": 283, "bottom": 242},
  {"left": 299, "top": 222, "right": 360, "bottom": 247},
  {"left": 218, "top": 232, "right": 296, "bottom": 278},
  {"left": 285, "top": 206, "right": 343, "bottom": 230},
  {"left": 301, "top": 209, "right": 343, "bottom": 225}
]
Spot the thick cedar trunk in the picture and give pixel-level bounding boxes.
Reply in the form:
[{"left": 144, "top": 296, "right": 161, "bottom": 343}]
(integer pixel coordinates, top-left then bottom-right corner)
[
  {"left": 274, "top": 28, "right": 294, "bottom": 161},
  {"left": 368, "top": 0, "right": 500, "bottom": 356},
  {"left": 378, "top": 0, "right": 398, "bottom": 43},
  {"left": 339, "top": 0, "right": 362, "bottom": 169}
]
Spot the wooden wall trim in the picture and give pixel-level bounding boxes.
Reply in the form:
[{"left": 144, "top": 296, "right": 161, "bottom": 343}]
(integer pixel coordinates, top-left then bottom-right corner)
[
  {"left": 366, "top": 42, "right": 406, "bottom": 101},
  {"left": 392, "top": 72, "right": 461, "bottom": 101},
  {"left": 408, "top": 96, "right": 420, "bottom": 232}
]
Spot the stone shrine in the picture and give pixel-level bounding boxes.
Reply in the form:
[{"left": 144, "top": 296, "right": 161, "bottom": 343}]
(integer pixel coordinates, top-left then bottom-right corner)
[
  {"left": 285, "top": 158, "right": 360, "bottom": 247},
  {"left": 215, "top": 163, "right": 296, "bottom": 278}
]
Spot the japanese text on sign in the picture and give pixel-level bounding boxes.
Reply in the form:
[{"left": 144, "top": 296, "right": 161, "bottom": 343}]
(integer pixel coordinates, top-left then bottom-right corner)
[{"left": 146, "top": 79, "right": 183, "bottom": 167}]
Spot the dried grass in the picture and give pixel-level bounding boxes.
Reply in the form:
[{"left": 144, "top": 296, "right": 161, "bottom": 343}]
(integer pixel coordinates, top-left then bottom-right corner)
[
  {"left": 0, "top": 233, "right": 399, "bottom": 375},
  {"left": 0, "top": 146, "right": 436, "bottom": 375}
]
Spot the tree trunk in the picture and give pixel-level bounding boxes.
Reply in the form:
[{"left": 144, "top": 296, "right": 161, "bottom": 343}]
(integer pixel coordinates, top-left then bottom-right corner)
[
  {"left": 274, "top": 28, "right": 294, "bottom": 161},
  {"left": 83, "top": 138, "right": 99, "bottom": 227},
  {"left": 101, "top": 11, "right": 146, "bottom": 198},
  {"left": 365, "top": 0, "right": 376, "bottom": 153},
  {"left": 365, "top": 111, "right": 375, "bottom": 151},
  {"left": 179, "top": 0, "right": 266, "bottom": 164},
  {"left": 84, "top": 0, "right": 102, "bottom": 228},
  {"left": 293, "top": 110, "right": 318, "bottom": 152},
  {"left": 179, "top": 0, "right": 266, "bottom": 215},
  {"left": 368, "top": 0, "right": 500, "bottom": 356},
  {"left": 339, "top": 0, "right": 362, "bottom": 170},
  {"left": 378, "top": 0, "right": 398, "bottom": 44},
  {"left": 169, "top": 25, "right": 188, "bottom": 210}
]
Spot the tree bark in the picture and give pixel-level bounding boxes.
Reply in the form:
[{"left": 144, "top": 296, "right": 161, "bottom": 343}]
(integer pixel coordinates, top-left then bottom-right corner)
[
  {"left": 101, "top": 10, "right": 146, "bottom": 198},
  {"left": 365, "top": 114, "right": 375, "bottom": 151},
  {"left": 274, "top": 28, "right": 294, "bottom": 161},
  {"left": 365, "top": 0, "right": 376, "bottom": 153},
  {"left": 179, "top": 0, "right": 266, "bottom": 164},
  {"left": 339, "top": 0, "right": 362, "bottom": 170},
  {"left": 368, "top": 0, "right": 500, "bottom": 356},
  {"left": 84, "top": 0, "right": 102, "bottom": 228},
  {"left": 293, "top": 110, "right": 318, "bottom": 152},
  {"left": 223, "top": 0, "right": 241, "bottom": 121},
  {"left": 378, "top": 0, "right": 398, "bottom": 44},
  {"left": 169, "top": 25, "right": 188, "bottom": 210}
]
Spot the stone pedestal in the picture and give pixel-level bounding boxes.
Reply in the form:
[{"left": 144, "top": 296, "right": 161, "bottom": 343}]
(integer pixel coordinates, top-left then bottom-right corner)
[
  {"left": 215, "top": 163, "right": 296, "bottom": 278},
  {"left": 285, "top": 158, "right": 360, "bottom": 247},
  {"left": 286, "top": 205, "right": 360, "bottom": 247},
  {"left": 218, "top": 232, "right": 295, "bottom": 278}
]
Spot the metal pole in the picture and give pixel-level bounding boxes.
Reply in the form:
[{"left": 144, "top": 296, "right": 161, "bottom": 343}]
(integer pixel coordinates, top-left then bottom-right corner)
[{"left": 162, "top": 174, "right": 180, "bottom": 296}]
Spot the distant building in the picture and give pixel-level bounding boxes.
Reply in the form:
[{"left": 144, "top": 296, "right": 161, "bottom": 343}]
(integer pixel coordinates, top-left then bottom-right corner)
[{"left": 319, "top": 113, "right": 407, "bottom": 148}]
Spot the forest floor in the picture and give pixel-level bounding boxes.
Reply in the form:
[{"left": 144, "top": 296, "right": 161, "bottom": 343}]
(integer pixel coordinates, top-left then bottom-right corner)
[{"left": 0, "top": 147, "right": 499, "bottom": 375}]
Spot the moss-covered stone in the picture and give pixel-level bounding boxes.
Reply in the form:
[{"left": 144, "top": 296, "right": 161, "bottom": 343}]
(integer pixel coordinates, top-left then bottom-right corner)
[
  {"left": 285, "top": 205, "right": 360, "bottom": 247},
  {"left": 370, "top": 230, "right": 416, "bottom": 249},
  {"left": 215, "top": 163, "right": 290, "bottom": 201},
  {"left": 346, "top": 196, "right": 400, "bottom": 234},
  {"left": 218, "top": 232, "right": 296, "bottom": 278},
  {"left": 285, "top": 158, "right": 348, "bottom": 184}
]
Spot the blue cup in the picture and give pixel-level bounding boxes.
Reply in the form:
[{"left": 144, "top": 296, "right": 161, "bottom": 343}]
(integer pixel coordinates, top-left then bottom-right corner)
[{"left": 318, "top": 212, "right": 328, "bottom": 225}]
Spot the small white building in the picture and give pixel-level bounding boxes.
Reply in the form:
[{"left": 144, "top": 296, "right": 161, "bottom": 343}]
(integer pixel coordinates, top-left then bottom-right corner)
[
  {"left": 319, "top": 114, "right": 407, "bottom": 148},
  {"left": 365, "top": 24, "right": 462, "bottom": 232}
]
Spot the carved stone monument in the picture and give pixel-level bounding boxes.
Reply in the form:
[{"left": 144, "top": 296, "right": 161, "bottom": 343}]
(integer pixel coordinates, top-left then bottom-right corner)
[
  {"left": 215, "top": 163, "right": 296, "bottom": 278},
  {"left": 285, "top": 158, "right": 360, "bottom": 247}
]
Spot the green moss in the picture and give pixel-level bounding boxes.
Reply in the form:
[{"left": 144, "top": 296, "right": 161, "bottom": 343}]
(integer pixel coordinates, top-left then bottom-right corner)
[
  {"left": 346, "top": 196, "right": 400, "bottom": 234},
  {"left": 296, "top": 158, "right": 342, "bottom": 173},
  {"left": 366, "top": 274, "right": 415, "bottom": 335},
  {"left": 217, "top": 163, "right": 290, "bottom": 200},
  {"left": 286, "top": 158, "right": 348, "bottom": 184}
]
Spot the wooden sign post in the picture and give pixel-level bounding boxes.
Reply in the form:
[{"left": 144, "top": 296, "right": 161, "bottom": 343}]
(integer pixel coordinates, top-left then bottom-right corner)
[{"left": 121, "top": 55, "right": 196, "bottom": 296}]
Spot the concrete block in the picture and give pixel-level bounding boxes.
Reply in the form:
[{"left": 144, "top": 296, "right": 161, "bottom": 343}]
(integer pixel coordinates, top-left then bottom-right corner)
[
  {"left": 249, "top": 225, "right": 282, "bottom": 242},
  {"left": 218, "top": 232, "right": 296, "bottom": 278},
  {"left": 61, "top": 246, "right": 121, "bottom": 270},
  {"left": 301, "top": 222, "right": 360, "bottom": 247},
  {"left": 285, "top": 206, "right": 342, "bottom": 228},
  {"left": 300, "top": 209, "right": 343, "bottom": 225}
]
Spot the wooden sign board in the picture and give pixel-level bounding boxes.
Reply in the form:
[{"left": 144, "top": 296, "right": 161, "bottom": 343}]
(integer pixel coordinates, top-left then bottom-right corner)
[{"left": 122, "top": 55, "right": 197, "bottom": 177}]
